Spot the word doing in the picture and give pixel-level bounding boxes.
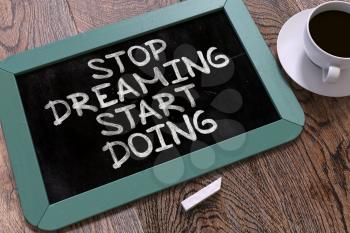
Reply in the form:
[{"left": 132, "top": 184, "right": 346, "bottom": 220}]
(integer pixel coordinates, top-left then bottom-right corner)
[{"left": 103, "top": 109, "right": 218, "bottom": 169}]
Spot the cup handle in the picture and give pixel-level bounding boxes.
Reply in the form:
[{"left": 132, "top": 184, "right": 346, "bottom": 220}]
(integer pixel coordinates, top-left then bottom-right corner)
[{"left": 322, "top": 65, "right": 341, "bottom": 83}]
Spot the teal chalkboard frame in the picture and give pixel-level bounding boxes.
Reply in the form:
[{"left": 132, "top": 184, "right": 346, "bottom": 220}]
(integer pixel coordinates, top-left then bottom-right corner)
[{"left": 0, "top": 0, "right": 304, "bottom": 230}]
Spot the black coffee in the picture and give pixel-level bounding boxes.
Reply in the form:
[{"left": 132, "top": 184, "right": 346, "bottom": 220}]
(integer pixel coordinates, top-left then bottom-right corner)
[{"left": 309, "top": 10, "right": 350, "bottom": 57}]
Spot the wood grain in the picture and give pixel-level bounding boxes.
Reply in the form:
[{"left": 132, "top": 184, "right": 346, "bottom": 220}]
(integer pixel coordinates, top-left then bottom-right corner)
[
  {"left": 0, "top": 0, "right": 349, "bottom": 232},
  {"left": 135, "top": 0, "right": 349, "bottom": 232},
  {"left": 0, "top": 1, "right": 77, "bottom": 232},
  {"left": 66, "top": 0, "right": 179, "bottom": 33},
  {"left": 0, "top": 0, "right": 174, "bottom": 232},
  {"left": 0, "top": 0, "right": 76, "bottom": 60}
]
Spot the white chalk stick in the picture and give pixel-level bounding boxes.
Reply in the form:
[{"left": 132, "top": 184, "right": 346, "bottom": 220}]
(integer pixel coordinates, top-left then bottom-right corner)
[{"left": 181, "top": 177, "right": 222, "bottom": 211}]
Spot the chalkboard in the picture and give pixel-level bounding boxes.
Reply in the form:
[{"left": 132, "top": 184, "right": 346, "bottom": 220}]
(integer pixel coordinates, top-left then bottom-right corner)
[
  {"left": 0, "top": 0, "right": 303, "bottom": 230},
  {"left": 16, "top": 11, "right": 279, "bottom": 203}
]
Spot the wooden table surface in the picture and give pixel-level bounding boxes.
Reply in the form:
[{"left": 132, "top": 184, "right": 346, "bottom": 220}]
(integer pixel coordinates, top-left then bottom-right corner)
[{"left": 0, "top": 0, "right": 349, "bottom": 232}]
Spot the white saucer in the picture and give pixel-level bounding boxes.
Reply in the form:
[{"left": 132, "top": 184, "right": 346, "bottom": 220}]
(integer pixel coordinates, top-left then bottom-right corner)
[{"left": 277, "top": 9, "right": 350, "bottom": 97}]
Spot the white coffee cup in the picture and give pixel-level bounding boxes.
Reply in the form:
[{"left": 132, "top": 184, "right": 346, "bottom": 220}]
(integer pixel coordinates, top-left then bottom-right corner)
[{"left": 304, "top": 1, "right": 350, "bottom": 83}]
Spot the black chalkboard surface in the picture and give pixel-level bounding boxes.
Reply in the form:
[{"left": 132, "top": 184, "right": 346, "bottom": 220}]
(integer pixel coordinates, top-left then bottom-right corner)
[{"left": 16, "top": 11, "right": 280, "bottom": 204}]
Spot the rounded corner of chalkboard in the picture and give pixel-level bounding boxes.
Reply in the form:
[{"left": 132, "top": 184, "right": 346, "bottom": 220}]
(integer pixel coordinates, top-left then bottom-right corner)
[
  {"left": 20, "top": 203, "right": 53, "bottom": 231},
  {"left": 287, "top": 118, "right": 305, "bottom": 141},
  {"left": 33, "top": 205, "right": 80, "bottom": 231},
  {"left": 294, "top": 110, "right": 306, "bottom": 129},
  {"left": 298, "top": 109, "right": 306, "bottom": 127},
  {"left": 35, "top": 224, "right": 60, "bottom": 232},
  {"left": 295, "top": 123, "right": 304, "bottom": 138},
  {"left": 22, "top": 214, "right": 44, "bottom": 232},
  {"left": 35, "top": 219, "right": 63, "bottom": 232},
  {"left": 280, "top": 102, "right": 306, "bottom": 129}
]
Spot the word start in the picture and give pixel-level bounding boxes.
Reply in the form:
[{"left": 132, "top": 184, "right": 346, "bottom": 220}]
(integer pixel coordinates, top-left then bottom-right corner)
[{"left": 44, "top": 39, "right": 231, "bottom": 169}]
